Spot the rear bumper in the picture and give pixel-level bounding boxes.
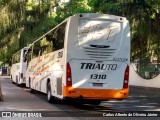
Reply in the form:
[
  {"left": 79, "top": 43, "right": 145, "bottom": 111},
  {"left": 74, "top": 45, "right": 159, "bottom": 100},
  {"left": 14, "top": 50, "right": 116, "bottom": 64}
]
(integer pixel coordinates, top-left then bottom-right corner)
[{"left": 63, "top": 86, "right": 129, "bottom": 100}]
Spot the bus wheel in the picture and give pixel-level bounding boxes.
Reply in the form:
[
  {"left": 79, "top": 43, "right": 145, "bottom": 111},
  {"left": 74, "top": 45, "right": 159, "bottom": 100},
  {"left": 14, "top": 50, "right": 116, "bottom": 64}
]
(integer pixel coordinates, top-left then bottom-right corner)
[
  {"left": 16, "top": 76, "right": 19, "bottom": 86},
  {"left": 30, "top": 89, "right": 35, "bottom": 93},
  {"left": 12, "top": 81, "right": 14, "bottom": 84},
  {"left": 11, "top": 75, "right": 14, "bottom": 84},
  {"left": 47, "top": 81, "right": 54, "bottom": 103},
  {"left": 29, "top": 78, "right": 34, "bottom": 93},
  {"left": 18, "top": 84, "right": 22, "bottom": 87}
]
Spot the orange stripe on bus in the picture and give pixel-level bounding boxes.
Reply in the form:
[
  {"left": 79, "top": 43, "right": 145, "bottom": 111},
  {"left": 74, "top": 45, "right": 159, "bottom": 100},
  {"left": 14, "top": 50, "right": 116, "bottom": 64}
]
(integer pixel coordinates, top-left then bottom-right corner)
[
  {"left": 44, "top": 54, "right": 50, "bottom": 59},
  {"left": 32, "top": 58, "right": 42, "bottom": 69},
  {"left": 41, "top": 66, "right": 49, "bottom": 73},
  {"left": 38, "top": 59, "right": 42, "bottom": 63},
  {"left": 33, "top": 65, "right": 50, "bottom": 76},
  {"left": 32, "top": 76, "right": 35, "bottom": 80},
  {"left": 63, "top": 86, "right": 129, "bottom": 100},
  {"left": 34, "top": 63, "right": 37, "bottom": 67}
]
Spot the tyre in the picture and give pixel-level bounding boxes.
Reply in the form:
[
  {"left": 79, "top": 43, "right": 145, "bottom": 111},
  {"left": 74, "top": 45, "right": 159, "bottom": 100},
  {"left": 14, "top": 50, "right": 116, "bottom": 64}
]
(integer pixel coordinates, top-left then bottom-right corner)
[
  {"left": 30, "top": 88, "right": 35, "bottom": 93},
  {"left": 29, "top": 78, "right": 34, "bottom": 93},
  {"left": 10, "top": 75, "right": 14, "bottom": 84},
  {"left": 16, "top": 75, "right": 19, "bottom": 86},
  {"left": 18, "top": 84, "right": 22, "bottom": 87},
  {"left": 47, "top": 81, "right": 54, "bottom": 103}
]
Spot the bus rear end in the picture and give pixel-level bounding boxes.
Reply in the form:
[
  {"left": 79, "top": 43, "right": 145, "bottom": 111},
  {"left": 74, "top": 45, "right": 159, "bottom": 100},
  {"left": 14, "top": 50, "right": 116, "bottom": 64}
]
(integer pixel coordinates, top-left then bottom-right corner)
[{"left": 63, "top": 13, "right": 130, "bottom": 102}]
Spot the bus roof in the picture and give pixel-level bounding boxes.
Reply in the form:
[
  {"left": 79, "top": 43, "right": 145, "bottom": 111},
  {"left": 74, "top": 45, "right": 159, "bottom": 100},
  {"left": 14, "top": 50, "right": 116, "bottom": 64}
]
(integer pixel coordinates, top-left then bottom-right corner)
[{"left": 28, "top": 13, "right": 128, "bottom": 48}]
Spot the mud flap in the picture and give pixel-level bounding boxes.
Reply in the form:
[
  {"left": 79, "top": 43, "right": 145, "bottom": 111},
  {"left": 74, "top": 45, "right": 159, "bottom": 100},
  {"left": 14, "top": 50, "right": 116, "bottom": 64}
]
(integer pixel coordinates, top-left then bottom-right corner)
[
  {"left": 0, "top": 82, "right": 3, "bottom": 102},
  {"left": 57, "top": 77, "right": 62, "bottom": 95}
]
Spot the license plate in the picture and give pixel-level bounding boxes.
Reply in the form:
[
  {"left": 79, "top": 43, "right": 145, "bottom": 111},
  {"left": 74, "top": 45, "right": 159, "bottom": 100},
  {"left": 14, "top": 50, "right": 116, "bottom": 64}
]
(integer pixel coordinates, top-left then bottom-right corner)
[{"left": 93, "top": 83, "right": 103, "bottom": 87}]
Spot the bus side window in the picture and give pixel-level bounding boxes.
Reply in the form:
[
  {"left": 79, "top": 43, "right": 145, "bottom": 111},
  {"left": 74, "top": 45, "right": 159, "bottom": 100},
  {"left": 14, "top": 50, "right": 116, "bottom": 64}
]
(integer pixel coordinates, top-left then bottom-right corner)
[
  {"left": 45, "top": 22, "right": 66, "bottom": 52},
  {"left": 9, "top": 58, "right": 12, "bottom": 66},
  {"left": 12, "top": 51, "right": 20, "bottom": 64},
  {"left": 23, "top": 51, "right": 28, "bottom": 62},
  {"left": 23, "top": 48, "right": 31, "bottom": 62},
  {"left": 28, "top": 50, "right": 32, "bottom": 62},
  {"left": 32, "top": 47, "right": 40, "bottom": 58},
  {"left": 40, "top": 37, "right": 53, "bottom": 55},
  {"left": 32, "top": 40, "right": 43, "bottom": 58},
  {"left": 38, "top": 50, "right": 42, "bottom": 57}
]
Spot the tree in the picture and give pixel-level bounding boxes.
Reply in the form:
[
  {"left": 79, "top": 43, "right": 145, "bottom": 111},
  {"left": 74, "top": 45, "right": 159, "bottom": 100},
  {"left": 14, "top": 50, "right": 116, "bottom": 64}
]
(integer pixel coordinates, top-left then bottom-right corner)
[
  {"left": 89, "top": 0, "right": 160, "bottom": 63},
  {"left": 55, "top": 0, "right": 92, "bottom": 22}
]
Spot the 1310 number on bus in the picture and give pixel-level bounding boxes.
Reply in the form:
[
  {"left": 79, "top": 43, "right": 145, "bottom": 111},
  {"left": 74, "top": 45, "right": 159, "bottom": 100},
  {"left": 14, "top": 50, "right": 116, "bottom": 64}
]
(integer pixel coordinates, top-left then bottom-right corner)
[{"left": 90, "top": 74, "right": 107, "bottom": 79}]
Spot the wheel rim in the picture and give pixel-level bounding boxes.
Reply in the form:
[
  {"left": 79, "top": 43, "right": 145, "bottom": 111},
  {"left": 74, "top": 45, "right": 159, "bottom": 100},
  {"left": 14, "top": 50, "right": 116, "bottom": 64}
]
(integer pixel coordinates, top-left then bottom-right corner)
[
  {"left": 48, "top": 90, "right": 51, "bottom": 100},
  {"left": 29, "top": 78, "right": 31, "bottom": 88}
]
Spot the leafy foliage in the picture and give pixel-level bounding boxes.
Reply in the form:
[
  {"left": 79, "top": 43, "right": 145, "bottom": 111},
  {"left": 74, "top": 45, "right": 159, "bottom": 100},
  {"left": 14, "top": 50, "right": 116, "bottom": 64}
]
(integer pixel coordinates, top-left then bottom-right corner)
[
  {"left": 0, "top": 0, "right": 159, "bottom": 66},
  {"left": 89, "top": 0, "right": 160, "bottom": 63},
  {"left": 55, "top": 0, "right": 92, "bottom": 22}
]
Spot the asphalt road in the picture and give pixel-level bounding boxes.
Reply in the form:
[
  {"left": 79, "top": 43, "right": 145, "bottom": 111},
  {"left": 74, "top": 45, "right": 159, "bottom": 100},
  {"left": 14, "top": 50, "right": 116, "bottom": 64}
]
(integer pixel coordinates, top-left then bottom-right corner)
[{"left": 0, "top": 76, "right": 160, "bottom": 120}]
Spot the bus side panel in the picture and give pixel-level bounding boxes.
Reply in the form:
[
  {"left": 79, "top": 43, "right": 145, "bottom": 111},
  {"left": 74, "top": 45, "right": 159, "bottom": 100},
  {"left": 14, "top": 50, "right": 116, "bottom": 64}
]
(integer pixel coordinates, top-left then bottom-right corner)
[
  {"left": 11, "top": 63, "right": 20, "bottom": 83},
  {"left": 26, "top": 49, "right": 65, "bottom": 99},
  {"left": 26, "top": 56, "right": 44, "bottom": 90},
  {"left": 49, "top": 50, "right": 65, "bottom": 99}
]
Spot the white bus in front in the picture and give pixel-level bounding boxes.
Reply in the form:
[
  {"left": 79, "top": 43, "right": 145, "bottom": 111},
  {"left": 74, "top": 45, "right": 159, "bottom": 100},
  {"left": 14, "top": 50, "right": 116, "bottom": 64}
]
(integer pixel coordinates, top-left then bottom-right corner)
[
  {"left": 25, "top": 13, "right": 130, "bottom": 105},
  {"left": 10, "top": 47, "right": 29, "bottom": 86}
]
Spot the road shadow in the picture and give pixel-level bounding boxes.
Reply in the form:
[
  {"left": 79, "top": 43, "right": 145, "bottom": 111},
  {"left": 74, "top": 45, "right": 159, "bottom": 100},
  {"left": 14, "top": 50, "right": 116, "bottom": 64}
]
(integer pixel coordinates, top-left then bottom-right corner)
[{"left": 24, "top": 85, "right": 160, "bottom": 113}]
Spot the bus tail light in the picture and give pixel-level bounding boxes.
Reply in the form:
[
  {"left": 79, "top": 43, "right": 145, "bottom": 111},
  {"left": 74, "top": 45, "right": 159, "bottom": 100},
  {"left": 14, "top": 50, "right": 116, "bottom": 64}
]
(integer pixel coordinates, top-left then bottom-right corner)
[
  {"left": 66, "top": 63, "right": 72, "bottom": 86},
  {"left": 123, "top": 65, "right": 129, "bottom": 88}
]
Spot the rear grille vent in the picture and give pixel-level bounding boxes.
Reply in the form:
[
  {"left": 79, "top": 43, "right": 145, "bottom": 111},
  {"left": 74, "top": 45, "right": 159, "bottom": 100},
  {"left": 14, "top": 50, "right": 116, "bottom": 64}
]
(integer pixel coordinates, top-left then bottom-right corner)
[{"left": 83, "top": 47, "right": 116, "bottom": 59}]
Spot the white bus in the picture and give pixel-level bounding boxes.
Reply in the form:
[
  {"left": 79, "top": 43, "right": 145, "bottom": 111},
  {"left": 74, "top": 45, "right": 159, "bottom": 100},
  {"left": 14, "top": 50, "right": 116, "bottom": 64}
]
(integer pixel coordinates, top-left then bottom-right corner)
[
  {"left": 25, "top": 13, "right": 130, "bottom": 105},
  {"left": 10, "top": 47, "right": 29, "bottom": 86}
]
